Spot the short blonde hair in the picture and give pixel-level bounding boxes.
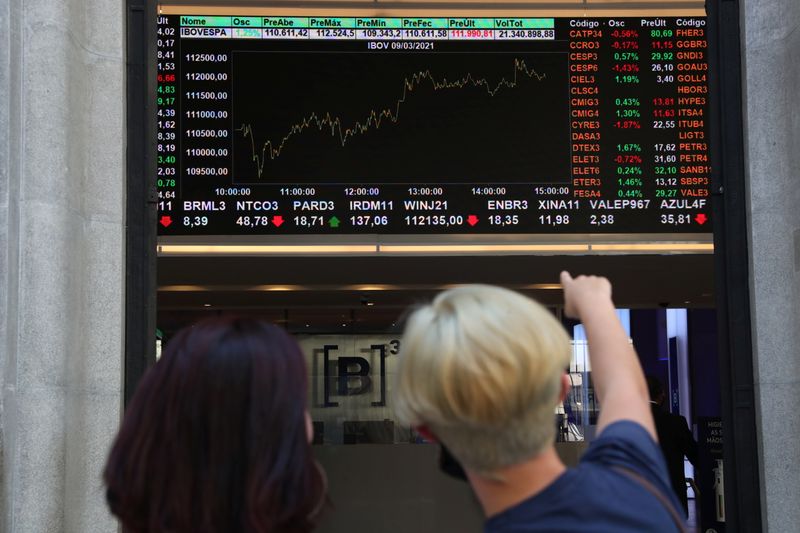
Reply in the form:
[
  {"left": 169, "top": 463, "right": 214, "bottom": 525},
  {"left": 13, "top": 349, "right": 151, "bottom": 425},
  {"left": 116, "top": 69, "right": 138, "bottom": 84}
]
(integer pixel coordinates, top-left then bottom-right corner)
[{"left": 393, "top": 285, "right": 571, "bottom": 473}]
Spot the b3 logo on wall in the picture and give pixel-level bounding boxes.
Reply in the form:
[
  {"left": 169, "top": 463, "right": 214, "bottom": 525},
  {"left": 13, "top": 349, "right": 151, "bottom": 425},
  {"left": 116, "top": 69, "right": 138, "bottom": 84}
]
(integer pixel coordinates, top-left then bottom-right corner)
[
  {"left": 298, "top": 335, "right": 404, "bottom": 444},
  {"left": 298, "top": 335, "right": 401, "bottom": 408}
]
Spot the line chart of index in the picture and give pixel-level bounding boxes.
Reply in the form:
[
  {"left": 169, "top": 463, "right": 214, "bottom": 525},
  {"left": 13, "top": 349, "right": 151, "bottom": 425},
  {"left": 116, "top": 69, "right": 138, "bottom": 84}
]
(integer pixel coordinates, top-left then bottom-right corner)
[{"left": 229, "top": 47, "right": 570, "bottom": 185}]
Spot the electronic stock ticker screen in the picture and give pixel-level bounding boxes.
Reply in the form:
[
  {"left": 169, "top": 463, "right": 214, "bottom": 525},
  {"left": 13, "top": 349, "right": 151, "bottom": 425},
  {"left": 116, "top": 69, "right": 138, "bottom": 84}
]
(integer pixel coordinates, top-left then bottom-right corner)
[{"left": 156, "top": 12, "right": 712, "bottom": 235}]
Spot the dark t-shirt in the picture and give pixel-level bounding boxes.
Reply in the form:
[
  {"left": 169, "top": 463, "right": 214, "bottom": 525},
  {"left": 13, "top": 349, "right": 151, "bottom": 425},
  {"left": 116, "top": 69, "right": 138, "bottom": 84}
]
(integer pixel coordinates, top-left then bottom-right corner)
[{"left": 485, "top": 421, "right": 682, "bottom": 532}]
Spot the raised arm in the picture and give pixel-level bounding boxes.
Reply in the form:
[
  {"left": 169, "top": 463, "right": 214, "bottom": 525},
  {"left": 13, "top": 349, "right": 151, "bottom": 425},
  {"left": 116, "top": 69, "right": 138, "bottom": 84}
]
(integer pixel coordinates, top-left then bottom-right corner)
[{"left": 560, "top": 271, "right": 656, "bottom": 440}]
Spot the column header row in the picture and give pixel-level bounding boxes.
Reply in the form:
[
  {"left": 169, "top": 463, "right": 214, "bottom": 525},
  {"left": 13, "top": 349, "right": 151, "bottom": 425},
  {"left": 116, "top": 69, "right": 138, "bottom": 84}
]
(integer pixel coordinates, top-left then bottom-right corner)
[{"left": 179, "top": 16, "right": 556, "bottom": 30}]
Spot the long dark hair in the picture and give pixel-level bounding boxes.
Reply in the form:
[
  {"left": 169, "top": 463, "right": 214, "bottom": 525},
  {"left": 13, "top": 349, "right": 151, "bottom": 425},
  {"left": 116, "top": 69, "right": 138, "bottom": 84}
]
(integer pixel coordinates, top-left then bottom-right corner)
[{"left": 104, "top": 318, "right": 325, "bottom": 533}]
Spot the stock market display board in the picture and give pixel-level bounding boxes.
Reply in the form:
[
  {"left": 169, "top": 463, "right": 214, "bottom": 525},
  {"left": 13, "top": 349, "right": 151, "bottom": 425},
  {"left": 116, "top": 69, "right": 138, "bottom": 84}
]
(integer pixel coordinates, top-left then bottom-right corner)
[{"left": 156, "top": 13, "right": 712, "bottom": 235}]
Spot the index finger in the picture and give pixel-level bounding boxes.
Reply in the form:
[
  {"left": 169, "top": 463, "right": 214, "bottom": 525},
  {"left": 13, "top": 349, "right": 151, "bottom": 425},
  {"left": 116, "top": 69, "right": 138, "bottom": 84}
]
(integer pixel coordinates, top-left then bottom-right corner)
[{"left": 560, "top": 271, "right": 573, "bottom": 286}]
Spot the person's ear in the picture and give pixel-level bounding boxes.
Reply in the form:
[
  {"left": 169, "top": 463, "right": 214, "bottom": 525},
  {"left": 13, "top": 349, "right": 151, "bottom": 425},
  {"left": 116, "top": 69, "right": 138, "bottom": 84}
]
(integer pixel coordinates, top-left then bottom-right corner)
[
  {"left": 415, "top": 425, "right": 438, "bottom": 442},
  {"left": 559, "top": 373, "right": 571, "bottom": 404},
  {"left": 305, "top": 410, "right": 314, "bottom": 444}
]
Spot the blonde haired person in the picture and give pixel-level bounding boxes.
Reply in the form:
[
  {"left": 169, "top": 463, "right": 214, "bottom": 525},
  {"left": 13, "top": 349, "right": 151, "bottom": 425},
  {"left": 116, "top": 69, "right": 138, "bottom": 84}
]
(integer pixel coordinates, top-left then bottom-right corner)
[{"left": 394, "top": 273, "right": 686, "bottom": 532}]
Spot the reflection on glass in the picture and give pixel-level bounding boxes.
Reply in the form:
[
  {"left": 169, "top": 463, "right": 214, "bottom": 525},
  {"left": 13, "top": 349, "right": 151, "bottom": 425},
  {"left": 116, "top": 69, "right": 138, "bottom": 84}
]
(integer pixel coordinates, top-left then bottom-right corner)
[{"left": 300, "top": 334, "right": 608, "bottom": 445}]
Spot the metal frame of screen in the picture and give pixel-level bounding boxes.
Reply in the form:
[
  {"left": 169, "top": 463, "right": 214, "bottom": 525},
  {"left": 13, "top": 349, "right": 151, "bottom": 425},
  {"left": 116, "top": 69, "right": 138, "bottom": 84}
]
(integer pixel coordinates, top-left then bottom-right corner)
[
  {"left": 125, "top": 0, "right": 159, "bottom": 404},
  {"left": 707, "top": 0, "right": 763, "bottom": 530},
  {"left": 126, "top": 1, "right": 762, "bottom": 529},
  {"left": 153, "top": 1, "right": 716, "bottom": 243}
]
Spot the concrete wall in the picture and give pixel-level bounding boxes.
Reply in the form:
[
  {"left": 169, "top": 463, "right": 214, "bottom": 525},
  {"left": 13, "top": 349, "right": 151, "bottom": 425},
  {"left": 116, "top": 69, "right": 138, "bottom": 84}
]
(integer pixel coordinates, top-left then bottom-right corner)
[
  {"left": 0, "top": 0, "right": 12, "bottom": 521},
  {"left": 0, "top": 0, "right": 125, "bottom": 531},
  {"left": 742, "top": 0, "right": 800, "bottom": 530}
]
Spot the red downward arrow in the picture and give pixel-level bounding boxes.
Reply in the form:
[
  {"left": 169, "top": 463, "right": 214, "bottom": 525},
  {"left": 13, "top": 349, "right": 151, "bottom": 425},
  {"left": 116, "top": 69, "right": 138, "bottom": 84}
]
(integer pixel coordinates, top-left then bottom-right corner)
[
  {"left": 272, "top": 215, "right": 285, "bottom": 227},
  {"left": 695, "top": 213, "right": 708, "bottom": 225},
  {"left": 159, "top": 215, "right": 172, "bottom": 228},
  {"left": 467, "top": 215, "right": 479, "bottom": 227}
]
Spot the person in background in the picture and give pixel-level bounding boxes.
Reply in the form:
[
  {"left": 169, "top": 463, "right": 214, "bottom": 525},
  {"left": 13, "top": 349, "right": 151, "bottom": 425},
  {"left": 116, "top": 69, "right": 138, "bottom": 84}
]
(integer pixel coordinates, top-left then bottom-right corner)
[
  {"left": 647, "top": 376, "right": 698, "bottom": 516},
  {"left": 104, "top": 318, "right": 327, "bottom": 533},
  {"left": 394, "top": 273, "right": 686, "bottom": 532}
]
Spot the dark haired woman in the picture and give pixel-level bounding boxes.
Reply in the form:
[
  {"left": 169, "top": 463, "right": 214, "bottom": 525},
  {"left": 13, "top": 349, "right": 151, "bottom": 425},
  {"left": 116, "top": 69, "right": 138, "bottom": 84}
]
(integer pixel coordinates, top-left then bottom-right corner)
[{"left": 104, "top": 318, "right": 326, "bottom": 533}]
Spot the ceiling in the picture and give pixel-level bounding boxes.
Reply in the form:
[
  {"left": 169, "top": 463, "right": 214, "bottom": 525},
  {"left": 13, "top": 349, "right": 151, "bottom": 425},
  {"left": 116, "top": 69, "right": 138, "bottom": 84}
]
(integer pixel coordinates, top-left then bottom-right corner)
[{"left": 157, "top": 253, "right": 715, "bottom": 333}]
